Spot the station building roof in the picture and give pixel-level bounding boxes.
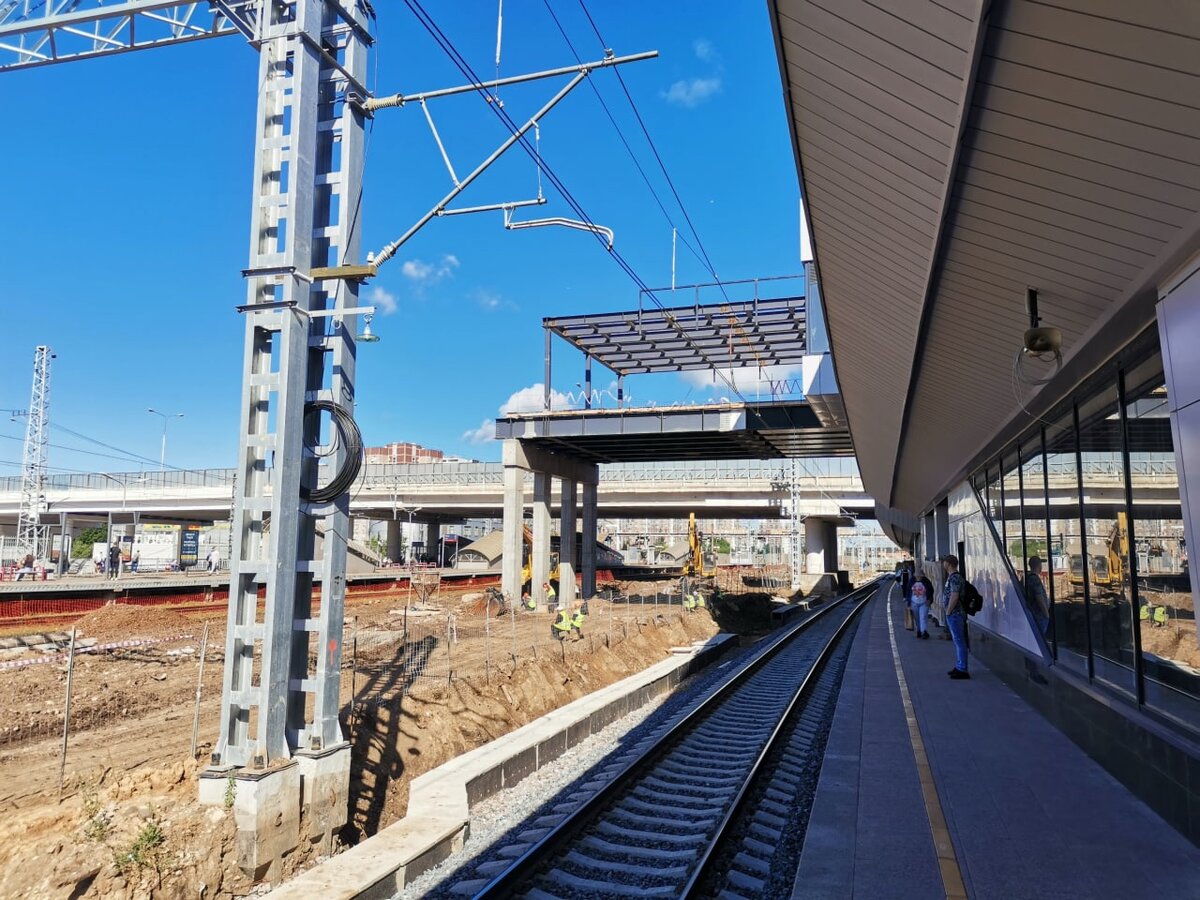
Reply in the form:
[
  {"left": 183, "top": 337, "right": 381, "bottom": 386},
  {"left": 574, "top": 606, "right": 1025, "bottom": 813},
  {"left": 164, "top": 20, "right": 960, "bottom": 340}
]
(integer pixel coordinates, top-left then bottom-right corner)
[{"left": 769, "top": 0, "right": 1200, "bottom": 514}]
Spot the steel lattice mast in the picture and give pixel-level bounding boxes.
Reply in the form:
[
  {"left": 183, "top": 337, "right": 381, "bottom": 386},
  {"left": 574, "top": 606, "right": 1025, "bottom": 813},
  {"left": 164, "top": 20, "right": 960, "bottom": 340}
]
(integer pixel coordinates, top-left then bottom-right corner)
[{"left": 17, "top": 345, "right": 51, "bottom": 559}]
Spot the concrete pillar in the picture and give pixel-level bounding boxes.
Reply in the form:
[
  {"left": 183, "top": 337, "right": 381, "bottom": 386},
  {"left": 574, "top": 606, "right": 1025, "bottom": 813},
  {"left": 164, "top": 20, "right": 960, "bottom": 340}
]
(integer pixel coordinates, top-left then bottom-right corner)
[
  {"left": 199, "top": 762, "right": 301, "bottom": 882},
  {"left": 532, "top": 472, "right": 553, "bottom": 610},
  {"left": 581, "top": 481, "right": 598, "bottom": 598},
  {"left": 502, "top": 459, "right": 525, "bottom": 602},
  {"left": 805, "top": 517, "right": 839, "bottom": 573},
  {"left": 294, "top": 744, "right": 351, "bottom": 857},
  {"left": 426, "top": 521, "right": 441, "bottom": 566},
  {"left": 559, "top": 479, "right": 577, "bottom": 606},
  {"left": 935, "top": 499, "right": 951, "bottom": 559},
  {"left": 385, "top": 519, "right": 403, "bottom": 562}
]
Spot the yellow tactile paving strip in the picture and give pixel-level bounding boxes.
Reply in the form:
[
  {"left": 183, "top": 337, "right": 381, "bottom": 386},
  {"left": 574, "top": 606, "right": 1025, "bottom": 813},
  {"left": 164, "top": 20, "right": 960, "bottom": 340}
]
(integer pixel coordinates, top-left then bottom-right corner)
[{"left": 885, "top": 584, "right": 969, "bottom": 900}]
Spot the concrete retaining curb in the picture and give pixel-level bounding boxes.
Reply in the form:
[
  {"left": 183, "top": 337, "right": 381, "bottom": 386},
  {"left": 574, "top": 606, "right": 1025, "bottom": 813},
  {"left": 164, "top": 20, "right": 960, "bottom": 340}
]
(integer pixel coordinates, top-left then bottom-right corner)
[{"left": 269, "top": 632, "right": 736, "bottom": 899}]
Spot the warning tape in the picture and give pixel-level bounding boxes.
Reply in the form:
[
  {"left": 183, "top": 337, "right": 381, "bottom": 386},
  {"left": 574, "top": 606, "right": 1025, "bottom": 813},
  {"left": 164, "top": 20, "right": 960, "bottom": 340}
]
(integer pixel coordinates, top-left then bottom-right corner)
[{"left": 0, "top": 632, "right": 197, "bottom": 671}]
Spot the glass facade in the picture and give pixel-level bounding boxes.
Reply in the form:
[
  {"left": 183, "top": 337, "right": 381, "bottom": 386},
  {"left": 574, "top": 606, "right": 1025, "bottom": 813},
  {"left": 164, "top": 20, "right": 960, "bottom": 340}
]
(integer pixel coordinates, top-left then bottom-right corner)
[{"left": 970, "top": 332, "right": 1199, "bottom": 732}]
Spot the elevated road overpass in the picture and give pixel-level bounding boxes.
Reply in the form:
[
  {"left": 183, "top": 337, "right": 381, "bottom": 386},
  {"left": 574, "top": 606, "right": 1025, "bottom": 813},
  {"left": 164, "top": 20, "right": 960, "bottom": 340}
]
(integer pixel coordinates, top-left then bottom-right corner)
[{"left": 0, "top": 459, "right": 873, "bottom": 527}]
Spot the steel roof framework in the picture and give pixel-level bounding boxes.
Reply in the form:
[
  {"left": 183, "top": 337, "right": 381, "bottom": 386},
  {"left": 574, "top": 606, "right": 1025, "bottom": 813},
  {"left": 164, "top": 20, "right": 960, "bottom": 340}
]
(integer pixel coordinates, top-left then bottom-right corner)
[{"left": 544, "top": 295, "right": 806, "bottom": 377}]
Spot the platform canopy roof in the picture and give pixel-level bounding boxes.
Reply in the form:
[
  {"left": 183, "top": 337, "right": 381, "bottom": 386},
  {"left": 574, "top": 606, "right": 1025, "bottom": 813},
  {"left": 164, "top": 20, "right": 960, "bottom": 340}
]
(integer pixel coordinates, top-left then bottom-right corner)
[
  {"left": 497, "top": 400, "right": 852, "bottom": 464},
  {"left": 770, "top": 0, "right": 1200, "bottom": 515},
  {"left": 543, "top": 295, "right": 806, "bottom": 376}
]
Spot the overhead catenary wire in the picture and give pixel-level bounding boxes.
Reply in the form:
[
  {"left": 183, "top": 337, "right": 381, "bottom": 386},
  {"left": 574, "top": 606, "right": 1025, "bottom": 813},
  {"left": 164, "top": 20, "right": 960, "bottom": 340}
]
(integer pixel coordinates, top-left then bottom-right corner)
[
  {"left": 0, "top": 433, "right": 175, "bottom": 469},
  {"left": 400, "top": 0, "right": 746, "bottom": 401},
  {"left": 573, "top": 0, "right": 767, "bottom": 370},
  {"left": 576, "top": 0, "right": 727, "bottom": 296},
  {"left": 540, "top": 0, "right": 708, "bottom": 276},
  {"left": 50, "top": 423, "right": 185, "bottom": 470}
]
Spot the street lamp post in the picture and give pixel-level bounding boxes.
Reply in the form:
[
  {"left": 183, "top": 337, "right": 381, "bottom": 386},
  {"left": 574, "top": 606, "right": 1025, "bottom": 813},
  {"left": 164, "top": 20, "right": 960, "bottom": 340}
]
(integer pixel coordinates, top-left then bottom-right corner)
[
  {"left": 99, "top": 472, "right": 128, "bottom": 551},
  {"left": 147, "top": 408, "right": 184, "bottom": 472}
]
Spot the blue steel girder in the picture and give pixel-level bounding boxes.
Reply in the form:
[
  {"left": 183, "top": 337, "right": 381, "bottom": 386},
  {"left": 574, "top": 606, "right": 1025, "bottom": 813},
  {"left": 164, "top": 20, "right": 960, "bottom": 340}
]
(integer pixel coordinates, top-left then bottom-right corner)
[{"left": 0, "top": 1, "right": 257, "bottom": 72}]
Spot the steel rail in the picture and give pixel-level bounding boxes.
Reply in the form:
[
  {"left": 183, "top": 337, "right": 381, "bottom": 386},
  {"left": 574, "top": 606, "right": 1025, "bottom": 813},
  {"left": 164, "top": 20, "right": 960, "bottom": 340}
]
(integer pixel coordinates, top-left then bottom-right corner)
[
  {"left": 472, "top": 576, "right": 883, "bottom": 898},
  {"left": 680, "top": 583, "right": 875, "bottom": 896}
]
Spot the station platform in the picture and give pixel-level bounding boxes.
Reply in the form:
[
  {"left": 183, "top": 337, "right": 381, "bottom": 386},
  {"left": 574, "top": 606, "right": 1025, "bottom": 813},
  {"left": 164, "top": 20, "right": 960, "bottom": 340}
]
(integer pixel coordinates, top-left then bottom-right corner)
[{"left": 795, "top": 583, "right": 1200, "bottom": 899}]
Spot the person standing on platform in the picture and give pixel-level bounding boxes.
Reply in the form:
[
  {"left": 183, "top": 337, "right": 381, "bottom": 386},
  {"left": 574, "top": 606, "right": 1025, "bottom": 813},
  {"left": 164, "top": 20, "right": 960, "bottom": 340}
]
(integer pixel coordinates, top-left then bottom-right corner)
[
  {"left": 1025, "top": 556, "right": 1050, "bottom": 636},
  {"left": 108, "top": 542, "right": 122, "bottom": 580},
  {"left": 910, "top": 566, "right": 932, "bottom": 639},
  {"left": 942, "top": 554, "right": 969, "bottom": 679}
]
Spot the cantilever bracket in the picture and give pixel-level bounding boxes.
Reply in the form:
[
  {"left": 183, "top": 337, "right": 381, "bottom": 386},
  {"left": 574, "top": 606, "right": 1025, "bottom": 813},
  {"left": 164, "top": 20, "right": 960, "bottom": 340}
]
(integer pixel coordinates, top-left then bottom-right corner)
[{"left": 503, "top": 209, "right": 614, "bottom": 249}]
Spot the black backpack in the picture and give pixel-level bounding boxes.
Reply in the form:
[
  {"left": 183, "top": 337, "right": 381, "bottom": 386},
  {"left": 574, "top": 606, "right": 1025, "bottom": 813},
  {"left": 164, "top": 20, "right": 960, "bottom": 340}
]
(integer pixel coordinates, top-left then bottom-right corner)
[{"left": 961, "top": 579, "right": 983, "bottom": 616}]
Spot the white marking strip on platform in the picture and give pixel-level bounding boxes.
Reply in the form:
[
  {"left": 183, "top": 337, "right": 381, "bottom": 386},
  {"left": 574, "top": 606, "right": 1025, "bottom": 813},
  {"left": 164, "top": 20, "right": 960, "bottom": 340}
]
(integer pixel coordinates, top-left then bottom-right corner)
[
  {"left": 0, "top": 633, "right": 196, "bottom": 670},
  {"left": 886, "top": 583, "right": 968, "bottom": 900}
]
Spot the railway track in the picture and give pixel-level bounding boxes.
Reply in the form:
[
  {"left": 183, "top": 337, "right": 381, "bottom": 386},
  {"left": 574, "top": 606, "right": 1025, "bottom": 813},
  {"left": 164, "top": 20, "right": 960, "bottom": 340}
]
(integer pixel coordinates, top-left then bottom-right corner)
[{"left": 468, "top": 579, "right": 880, "bottom": 899}]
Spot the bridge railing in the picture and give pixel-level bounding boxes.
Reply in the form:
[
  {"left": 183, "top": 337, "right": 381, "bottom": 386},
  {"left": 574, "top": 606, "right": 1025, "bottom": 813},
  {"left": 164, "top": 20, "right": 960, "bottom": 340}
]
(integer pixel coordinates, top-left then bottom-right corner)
[{"left": 0, "top": 458, "right": 867, "bottom": 496}]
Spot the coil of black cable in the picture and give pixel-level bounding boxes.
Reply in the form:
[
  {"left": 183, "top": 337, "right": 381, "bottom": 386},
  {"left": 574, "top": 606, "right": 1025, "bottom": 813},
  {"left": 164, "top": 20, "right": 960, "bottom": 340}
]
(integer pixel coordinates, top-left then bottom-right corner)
[{"left": 301, "top": 400, "right": 363, "bottom": 504}]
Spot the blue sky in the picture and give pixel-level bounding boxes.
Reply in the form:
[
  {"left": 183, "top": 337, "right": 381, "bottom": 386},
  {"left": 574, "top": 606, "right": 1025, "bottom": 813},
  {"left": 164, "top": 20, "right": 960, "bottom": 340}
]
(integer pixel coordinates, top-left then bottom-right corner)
[{"left": 0, "top": 1, "right": 803, "bottom": 474}]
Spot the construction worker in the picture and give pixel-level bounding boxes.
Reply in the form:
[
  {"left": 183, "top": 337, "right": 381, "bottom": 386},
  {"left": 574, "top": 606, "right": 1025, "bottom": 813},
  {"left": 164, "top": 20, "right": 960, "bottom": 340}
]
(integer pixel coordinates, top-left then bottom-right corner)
[
  {"left": 682, "top": 592, "right": 697, "bottom": 611},
  {"left": 543, "top": 581, "right": 557, "bottom": 607},
  {"left": 551, "top": 604, "right": 572, "bottom": 640},
  {"left": 521, "top": 591, "right": 536, "bottom": 611},
  {"left": 1140, "top": 602, "right": 1152, "bottom": 625},
  {"left": 1154, "top": 605, "right": 1169, "bottom": 628},
  {"left": 571, "top": 600, "right": 586, "bottom": 640}
]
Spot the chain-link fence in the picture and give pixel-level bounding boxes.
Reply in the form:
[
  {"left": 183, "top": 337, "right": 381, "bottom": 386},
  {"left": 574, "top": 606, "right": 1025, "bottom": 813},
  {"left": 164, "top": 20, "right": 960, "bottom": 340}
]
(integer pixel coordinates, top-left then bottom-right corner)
[{"left": 2, "top": 572, "right": 790, "bottom": 799}]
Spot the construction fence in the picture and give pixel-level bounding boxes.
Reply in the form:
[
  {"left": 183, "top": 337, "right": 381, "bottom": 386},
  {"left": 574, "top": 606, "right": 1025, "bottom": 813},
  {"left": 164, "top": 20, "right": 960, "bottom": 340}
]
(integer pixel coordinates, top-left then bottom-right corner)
[{"left": 1, "top": 566, "right": 796, "bottom": 793}]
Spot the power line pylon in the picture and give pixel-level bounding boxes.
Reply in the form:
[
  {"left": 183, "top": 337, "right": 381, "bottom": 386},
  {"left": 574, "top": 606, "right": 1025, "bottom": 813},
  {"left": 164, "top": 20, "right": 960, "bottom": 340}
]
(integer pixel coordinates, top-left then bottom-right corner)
[{"left": 17, "top": 345, "right": 51, "bottom": 561}]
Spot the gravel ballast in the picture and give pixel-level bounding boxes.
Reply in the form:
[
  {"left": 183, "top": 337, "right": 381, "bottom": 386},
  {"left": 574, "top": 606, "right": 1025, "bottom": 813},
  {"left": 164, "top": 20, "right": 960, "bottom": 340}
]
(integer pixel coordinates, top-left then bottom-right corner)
[{"left": 393, "top": 622, "right": 812, "bottom": 899}]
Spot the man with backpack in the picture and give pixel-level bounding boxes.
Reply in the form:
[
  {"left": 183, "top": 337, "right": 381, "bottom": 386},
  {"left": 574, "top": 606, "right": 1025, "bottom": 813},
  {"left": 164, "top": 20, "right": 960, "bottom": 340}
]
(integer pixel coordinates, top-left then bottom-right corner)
[{"left": 942, "top": 554, "right": 970, "bottom": 679}]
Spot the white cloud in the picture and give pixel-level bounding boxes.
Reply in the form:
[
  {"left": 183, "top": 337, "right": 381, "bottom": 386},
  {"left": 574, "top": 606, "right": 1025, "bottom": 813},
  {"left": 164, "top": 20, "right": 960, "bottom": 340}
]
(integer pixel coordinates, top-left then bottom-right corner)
[
  {"left": 693, "top": 38, "right": 716, "bottom": 63},
  {"left": 681, "top": 364, "right": 803, "bottom": 394},
  {"left": 368, "top": 285, "right": 398, "bottom": 315},
  {"left": 462, "top": 419, "right": 495, "bottom": 445},
  {"left": 662, "top": 77, "right": 721, "bottom": 108},
  {"left": 400, "top": 254, "right": 460, "bottom": 284},
  {"left": 460, "top": 383, "right": 573, "bottom": 446},
  {"left": 500, "top": 384, "right": 572, "bottom": 415},
  {"left": 474, "top": 288, "right": 513, "bottom": 312}
]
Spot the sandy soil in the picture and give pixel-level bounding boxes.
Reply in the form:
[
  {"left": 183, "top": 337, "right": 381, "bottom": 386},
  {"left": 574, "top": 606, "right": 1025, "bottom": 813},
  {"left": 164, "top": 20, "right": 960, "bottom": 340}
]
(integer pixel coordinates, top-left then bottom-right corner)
[{"left": 0, "top": 582, "right": 729, "bottom": 899}]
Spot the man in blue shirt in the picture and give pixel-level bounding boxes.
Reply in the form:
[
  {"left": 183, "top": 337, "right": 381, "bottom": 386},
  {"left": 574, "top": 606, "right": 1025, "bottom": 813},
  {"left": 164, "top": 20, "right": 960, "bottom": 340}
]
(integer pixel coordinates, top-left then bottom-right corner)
[{"left": 942, "top": 554, "right": 969, "bottom": 679}]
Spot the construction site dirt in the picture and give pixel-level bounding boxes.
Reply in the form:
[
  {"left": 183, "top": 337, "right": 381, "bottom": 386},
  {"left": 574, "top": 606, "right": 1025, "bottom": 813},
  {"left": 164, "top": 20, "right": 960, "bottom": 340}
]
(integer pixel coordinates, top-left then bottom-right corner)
[{"left": 0, "top": 579, "right": 732, "bottom": 899}]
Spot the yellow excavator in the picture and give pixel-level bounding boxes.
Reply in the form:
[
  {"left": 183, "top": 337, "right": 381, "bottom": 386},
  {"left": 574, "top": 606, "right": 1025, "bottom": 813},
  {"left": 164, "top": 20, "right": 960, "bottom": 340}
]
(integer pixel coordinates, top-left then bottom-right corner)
[
  {"left": 519, "top": 524, "right": 560, "bottom": 592},
  {"left": 681, "top": 513, "right": 717, "bottom": 578},
  {"left": 1068, "top": 512, "right": 1128, "bottom": 596}
]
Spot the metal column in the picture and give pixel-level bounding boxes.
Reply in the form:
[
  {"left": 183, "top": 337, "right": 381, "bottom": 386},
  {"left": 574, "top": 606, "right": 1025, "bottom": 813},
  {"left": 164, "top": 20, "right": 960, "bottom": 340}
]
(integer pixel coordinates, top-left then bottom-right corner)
[
  {"left": 18, "top": 345, "right": 51, "bottom": 559},
  {"left": 215, "top": 0, "right": 370, "bottom": 769}
]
